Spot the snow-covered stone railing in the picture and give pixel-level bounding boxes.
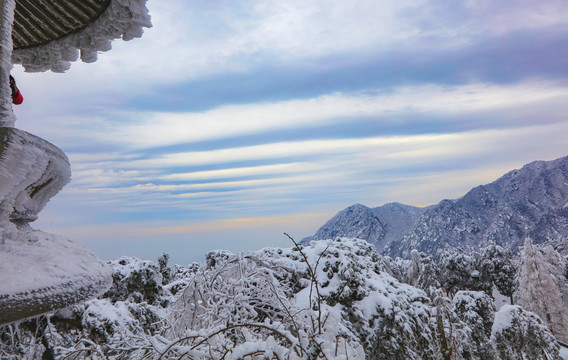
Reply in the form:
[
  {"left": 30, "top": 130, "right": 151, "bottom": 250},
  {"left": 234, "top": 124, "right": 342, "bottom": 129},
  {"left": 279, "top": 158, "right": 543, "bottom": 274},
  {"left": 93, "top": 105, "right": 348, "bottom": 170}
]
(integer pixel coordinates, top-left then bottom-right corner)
[
  {"left": 0, "top": 128, "right": 70, "bottom": 226},
  {"left": 0, "top": 0, "right": 151, "bottom": 325},
  {"left": 0, "top": 128, "right": 112, "bottom": 325}
]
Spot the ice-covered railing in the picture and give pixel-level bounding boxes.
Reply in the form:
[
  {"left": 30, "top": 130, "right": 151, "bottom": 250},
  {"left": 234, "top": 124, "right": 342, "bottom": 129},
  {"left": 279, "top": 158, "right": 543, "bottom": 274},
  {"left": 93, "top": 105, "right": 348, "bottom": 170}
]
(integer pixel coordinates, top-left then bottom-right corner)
[
  {"left": 0, "top": 0, "right": 16, "bottom": 126},
  {"left": 0, "top": 127, "right": 113, "bottom": 325},
  {"left": 0, "top": 0, "right": 151, "bottom": 325},
  {"left": 12, "top": 0, "right": 152, "bottom": 73}
]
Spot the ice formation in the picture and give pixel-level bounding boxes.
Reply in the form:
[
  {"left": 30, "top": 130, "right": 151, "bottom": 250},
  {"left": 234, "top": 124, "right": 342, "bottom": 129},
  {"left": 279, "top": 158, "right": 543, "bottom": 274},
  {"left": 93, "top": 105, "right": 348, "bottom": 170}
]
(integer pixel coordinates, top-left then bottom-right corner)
[
  {"left": 0, "top": 128, "right": 70, "bottom": 225},
  {"left": 12, "top": 0, "right": 152, "bottom": 73},
  {"left": 0, "top": 0, "right": 152, "bottom": 325},
  {"left": 0, "top": 128, "right": 112, "bottom": 325},
  {"left": 0, "top": 0, "right": 16, "bottom": 126},
  {"left": 0, "top": 230, "right": 112, "bottom": 325}
]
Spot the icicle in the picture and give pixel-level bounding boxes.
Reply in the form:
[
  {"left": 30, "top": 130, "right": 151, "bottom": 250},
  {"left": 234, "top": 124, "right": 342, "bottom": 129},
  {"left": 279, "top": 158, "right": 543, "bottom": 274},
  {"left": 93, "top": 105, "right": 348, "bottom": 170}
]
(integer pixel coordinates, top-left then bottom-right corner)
[
  {"left": 12, "top": 0, "right": 152, "bottom": 73},
  {"left": 0, "top": 0, "right": 15, "bottom": 126}
]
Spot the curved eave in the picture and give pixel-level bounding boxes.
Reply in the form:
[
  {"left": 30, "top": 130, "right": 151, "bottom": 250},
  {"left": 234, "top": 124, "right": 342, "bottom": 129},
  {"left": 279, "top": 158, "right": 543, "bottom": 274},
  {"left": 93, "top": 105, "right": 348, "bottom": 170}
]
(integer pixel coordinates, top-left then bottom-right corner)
[
  {"left": 11, "top": 0, "right": 151, "bottom": 73},
  {"left": 13, "top": 0, "right": 111, "bottom": 50}
]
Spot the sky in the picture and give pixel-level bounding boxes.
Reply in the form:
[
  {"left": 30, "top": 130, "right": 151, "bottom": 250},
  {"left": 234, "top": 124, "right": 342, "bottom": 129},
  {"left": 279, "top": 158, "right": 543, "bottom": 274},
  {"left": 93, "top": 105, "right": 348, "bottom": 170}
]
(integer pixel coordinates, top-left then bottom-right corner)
[{"left": 10, "top": 0, "right": 568, "bottom": 265}]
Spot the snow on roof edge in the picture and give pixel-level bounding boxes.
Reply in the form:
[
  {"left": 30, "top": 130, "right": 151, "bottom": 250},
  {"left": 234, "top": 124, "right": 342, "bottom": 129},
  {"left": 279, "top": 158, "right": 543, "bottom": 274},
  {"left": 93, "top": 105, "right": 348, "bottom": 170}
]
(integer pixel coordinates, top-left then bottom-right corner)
[{"left": 11, "top": 0, "right": 152, "bottom": 73}]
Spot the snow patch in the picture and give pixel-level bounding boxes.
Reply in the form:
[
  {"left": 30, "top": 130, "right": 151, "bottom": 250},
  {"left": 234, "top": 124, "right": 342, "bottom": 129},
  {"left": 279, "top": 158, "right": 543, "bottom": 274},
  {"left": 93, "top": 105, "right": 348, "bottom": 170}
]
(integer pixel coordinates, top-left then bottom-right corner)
[
  {"left": 491, "top": 304, "right": 518, "bottom": 335},
  {"left": 560, "top": 346, "right": 568, "bottom": 360}
]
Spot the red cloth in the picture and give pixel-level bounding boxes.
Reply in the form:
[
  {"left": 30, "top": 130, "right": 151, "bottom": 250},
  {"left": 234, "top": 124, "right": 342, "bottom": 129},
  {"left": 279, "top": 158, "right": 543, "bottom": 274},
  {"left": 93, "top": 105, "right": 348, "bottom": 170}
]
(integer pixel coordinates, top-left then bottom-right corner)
[{"left": 12, "top": 90, "right": 23, "bottom": 105}]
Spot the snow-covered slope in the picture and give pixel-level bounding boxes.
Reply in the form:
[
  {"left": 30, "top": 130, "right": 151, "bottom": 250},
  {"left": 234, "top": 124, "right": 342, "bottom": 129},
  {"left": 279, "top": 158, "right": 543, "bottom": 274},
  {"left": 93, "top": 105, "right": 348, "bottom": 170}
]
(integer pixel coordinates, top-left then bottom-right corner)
[
  {"left": 1, "top": 239, "right": 562, "bottom": 359},
  {"left": 303, "top": 202, "right": 426, "bottom": 250},
  {"left": 373, "top": 202, "right": 429, "bottom": 249},
  {"left": 0, "top": 127, "right": 111, "bottom": 325},
  {"left": 388, "top": 155, "right": 568, "bottom": 258}
]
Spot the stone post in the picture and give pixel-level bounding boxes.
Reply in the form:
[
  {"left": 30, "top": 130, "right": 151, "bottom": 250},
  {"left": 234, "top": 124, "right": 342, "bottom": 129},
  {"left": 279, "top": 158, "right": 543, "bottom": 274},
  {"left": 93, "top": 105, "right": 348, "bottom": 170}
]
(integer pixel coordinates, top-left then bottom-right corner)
[{"left": 0, "top": 0, "right": 15, "bottom": 127}]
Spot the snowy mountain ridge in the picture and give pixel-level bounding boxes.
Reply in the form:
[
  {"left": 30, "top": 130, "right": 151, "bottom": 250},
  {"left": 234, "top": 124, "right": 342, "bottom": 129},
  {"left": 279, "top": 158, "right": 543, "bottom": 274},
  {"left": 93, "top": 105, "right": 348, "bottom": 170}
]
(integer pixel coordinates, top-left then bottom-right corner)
[
  {"left": 389, "top": 155, "right": 568, "bottom": 258},
  {"left": 302, "top": 202, "right": 427, "bottom": 251},
  {"left": 305, "top": 155, "right": 568, "bottom": 258}
]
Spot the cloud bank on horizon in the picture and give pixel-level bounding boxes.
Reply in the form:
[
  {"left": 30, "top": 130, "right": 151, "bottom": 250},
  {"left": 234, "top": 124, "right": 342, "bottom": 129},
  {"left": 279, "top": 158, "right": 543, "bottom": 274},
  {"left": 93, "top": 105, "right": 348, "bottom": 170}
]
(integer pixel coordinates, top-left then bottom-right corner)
[{"left": 11, "top": 0, "right": 568, "bottom": 263}]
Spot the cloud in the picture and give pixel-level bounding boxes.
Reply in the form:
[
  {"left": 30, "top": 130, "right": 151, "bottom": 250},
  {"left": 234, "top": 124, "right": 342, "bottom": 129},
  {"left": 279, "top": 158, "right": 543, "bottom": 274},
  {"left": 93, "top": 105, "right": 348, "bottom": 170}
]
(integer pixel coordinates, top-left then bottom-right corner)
[
  {"left": 20, "top": 0, "right": 568, "bottom": 263},
  {"left": 62, "top": 121, "right": 568, "bottom": 213},
  {"left": 80, "top": 0, "right": 568, "bottom": 85},
  {"left": 161, "top": 162, "right": 316, "bottom": 181},
  {"left": 98, "top": 80, "right": 568, "bottom": 149},
  {"left": 462, "top": 0, "right": 568, "bottom": 34}
]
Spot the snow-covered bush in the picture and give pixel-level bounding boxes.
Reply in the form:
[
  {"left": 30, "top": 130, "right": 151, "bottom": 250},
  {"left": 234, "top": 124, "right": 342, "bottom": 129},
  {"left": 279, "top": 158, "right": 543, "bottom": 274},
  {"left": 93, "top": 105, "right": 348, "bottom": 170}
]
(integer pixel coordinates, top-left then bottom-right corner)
[
  {"left": 1, "top": 238, "right": 565, "bottom": 359},
  {"left": 164, "top": 238, "right": 370, "bottom": 358},
  {"left": 449, "top": 291, "right": 497, "bottom": 359},
  {"left": 103, "top": 256, "right": 169, "bottom": 306},
  {"left": 491, "top": 305, "right": 559, "bottom": 359},
  {"left": 159, "top": 237, "right": 444, "bottom": 359}
]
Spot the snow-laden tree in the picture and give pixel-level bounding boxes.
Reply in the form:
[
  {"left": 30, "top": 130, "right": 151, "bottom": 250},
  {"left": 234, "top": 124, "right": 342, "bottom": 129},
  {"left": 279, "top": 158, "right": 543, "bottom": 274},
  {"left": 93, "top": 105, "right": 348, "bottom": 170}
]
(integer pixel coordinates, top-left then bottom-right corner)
[
  {"left": 479, "top": 245, "right": 518, "bottom": 304},
  {"left": 540, "top": 244, "right": 568, "bottom": 307},
  {"left": 396, "top": 250, "right": 441, "bottom": 297},
  {"left": 166, "top": 238, "right": 443, "bottom": 359},
  {"left": 438, "top": 250, "right": 492, "bottom": 296},
  {"left": 516, "top": 238, "right": 568, "bottom": 342},
  {"left": 2, "top": 238, "right": 565, "bottom": 360},
  {"left": 414, "top": 253, "right": 441, "bottom": 296},
  {"left": 491, "top": 305, "right": 559, "bottom": 359},
  {"left": 449, "top": 291, "right": 497, "bottom": 359}
]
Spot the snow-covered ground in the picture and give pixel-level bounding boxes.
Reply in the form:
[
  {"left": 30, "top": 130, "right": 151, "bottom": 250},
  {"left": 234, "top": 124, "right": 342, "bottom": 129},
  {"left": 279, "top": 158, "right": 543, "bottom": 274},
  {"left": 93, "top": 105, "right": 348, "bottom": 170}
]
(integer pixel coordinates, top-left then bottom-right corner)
[
  {"left": 1, "top": 238, "right": 564, "bottom": 359},
  {"left": 493, "top": 286, "right": 511, "bottom": 309}
]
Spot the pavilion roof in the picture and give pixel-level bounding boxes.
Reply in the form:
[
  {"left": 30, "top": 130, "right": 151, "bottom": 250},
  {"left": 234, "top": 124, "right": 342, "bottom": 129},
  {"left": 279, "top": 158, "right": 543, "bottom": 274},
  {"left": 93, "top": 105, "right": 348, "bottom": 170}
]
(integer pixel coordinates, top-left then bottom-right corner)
[
  {"left": 13, "top": 0, "right": 111, "bottom": 50},
  {"left": 11, "top": 0, "right": 151, "bottom": 72}
]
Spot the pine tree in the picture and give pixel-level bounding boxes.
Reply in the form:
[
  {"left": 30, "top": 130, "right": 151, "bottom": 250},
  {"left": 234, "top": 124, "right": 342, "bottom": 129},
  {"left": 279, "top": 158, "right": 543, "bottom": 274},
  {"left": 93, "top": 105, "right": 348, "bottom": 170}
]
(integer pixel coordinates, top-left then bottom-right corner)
[
  {"left": 439, "top": 250, "right": 478, "bottom": 296},
  {"left": 516, "top": 238, "right": 568, "bottom": 342},
  {"left": 480, "top": 245, "right": 517, "bottom": 304}
]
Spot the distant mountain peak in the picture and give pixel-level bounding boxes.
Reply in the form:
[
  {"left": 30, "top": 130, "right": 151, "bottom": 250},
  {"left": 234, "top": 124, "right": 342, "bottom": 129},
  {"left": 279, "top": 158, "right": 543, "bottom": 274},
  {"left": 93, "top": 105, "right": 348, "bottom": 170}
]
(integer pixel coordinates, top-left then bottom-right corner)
[
  {"left": 387, "top": 155, "right": 568, "bottom": 258},
  {"left": 303, "top": 201, "right": 426, "bottom": 251},
  {"left": 305, "top": 155, "right": 568, "bottom": 259}
]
